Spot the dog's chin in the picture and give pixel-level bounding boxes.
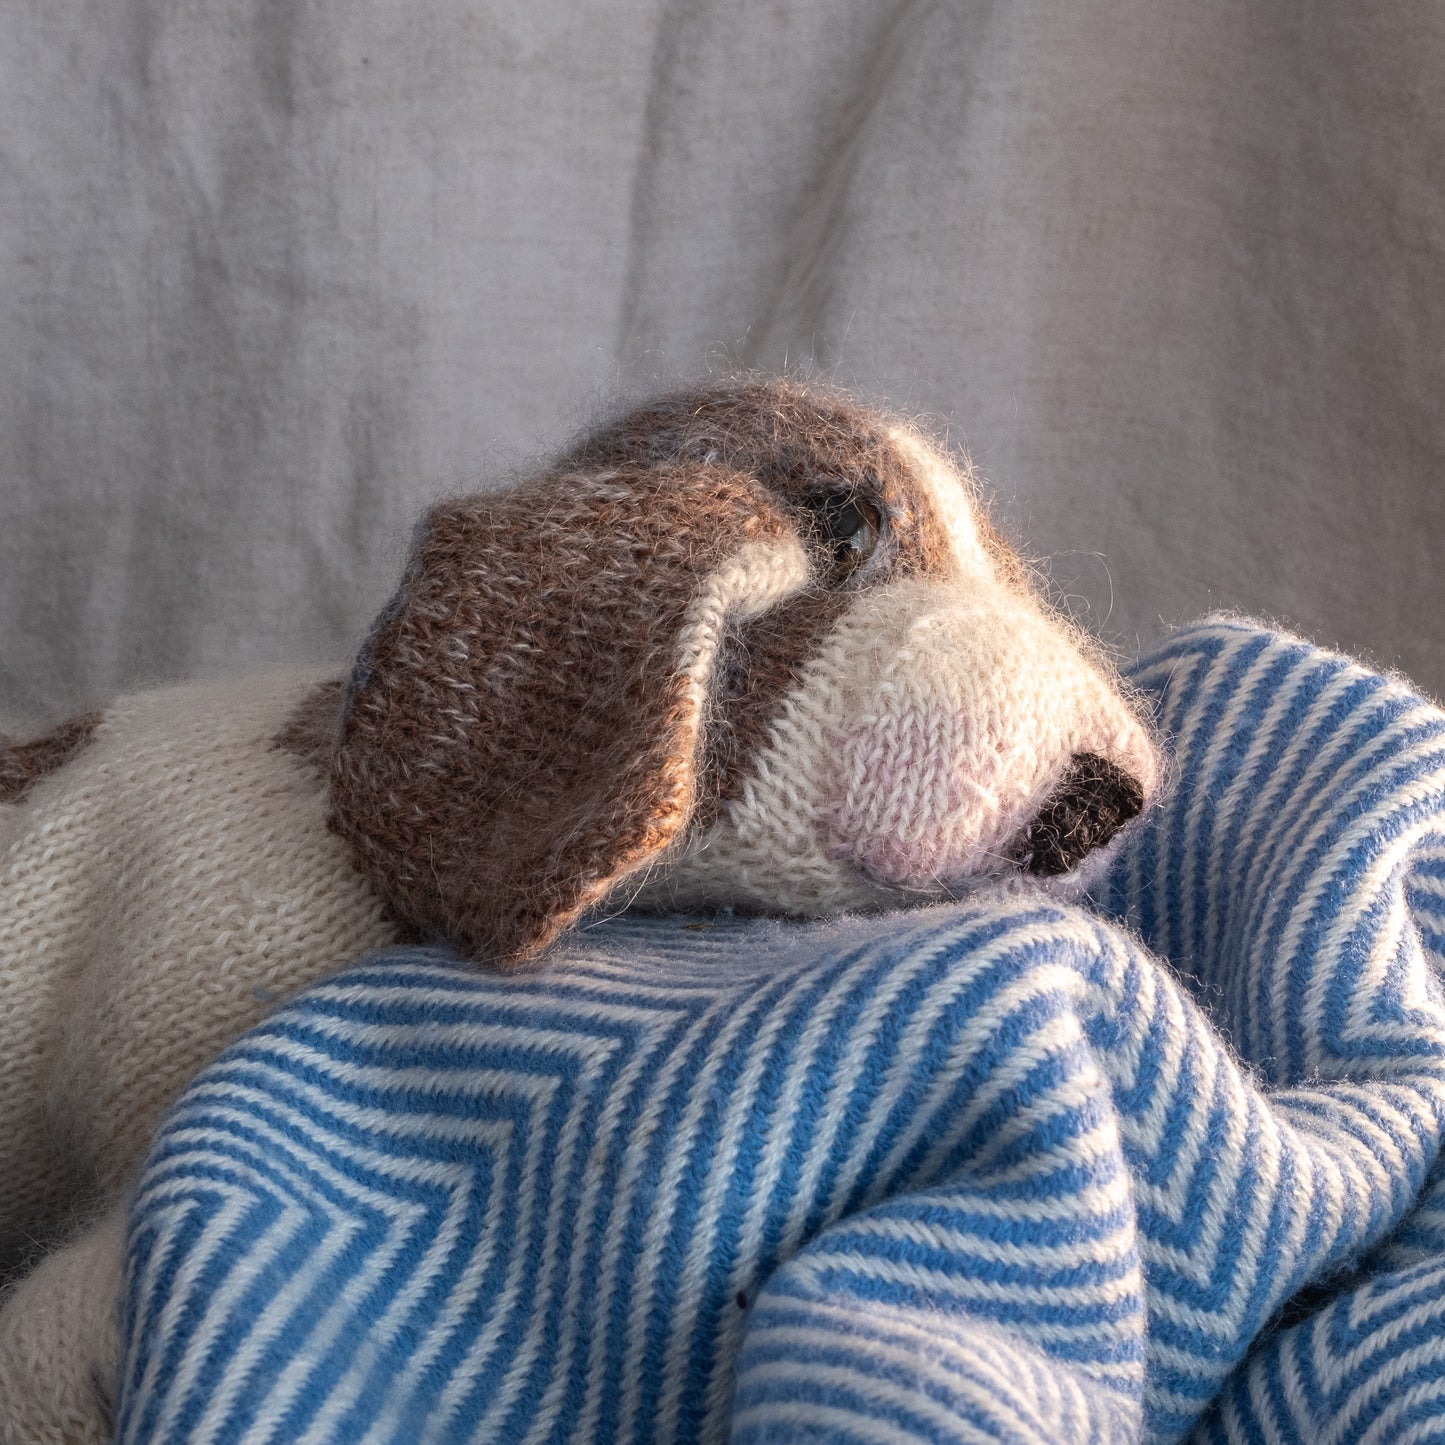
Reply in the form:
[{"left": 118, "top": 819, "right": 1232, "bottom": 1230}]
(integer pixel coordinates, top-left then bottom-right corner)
[
  {"left": 854, "top": 824, "right": 1132, "bottom": 912},
  {"left": 626, "top": 806, "right": 1139, "bottom": 925}
]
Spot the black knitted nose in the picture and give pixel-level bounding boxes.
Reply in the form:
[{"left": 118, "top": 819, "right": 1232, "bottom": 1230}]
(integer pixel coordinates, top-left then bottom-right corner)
[{"left": 1011, "top": 753, "right": 1145, "bottom": 876}]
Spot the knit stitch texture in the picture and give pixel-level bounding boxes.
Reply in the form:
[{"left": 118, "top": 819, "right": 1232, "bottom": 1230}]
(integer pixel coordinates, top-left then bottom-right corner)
[
  {"left": 111, "top": 617, "right": 1445, "bottom": 1443},
  {"left": 0, "top": 668, "right": 399, "bottom": 1260}
]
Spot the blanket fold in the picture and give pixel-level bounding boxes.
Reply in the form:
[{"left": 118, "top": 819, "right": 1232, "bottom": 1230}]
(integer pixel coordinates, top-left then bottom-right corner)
[{"left": 114, "top": 620, "right": 1445, "bottom": 1442}]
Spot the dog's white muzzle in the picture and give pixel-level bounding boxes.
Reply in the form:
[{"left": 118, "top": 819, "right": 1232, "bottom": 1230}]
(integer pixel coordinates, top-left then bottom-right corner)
[{"left": 641, "top": 577, "right": 1161, "bottom": 917}]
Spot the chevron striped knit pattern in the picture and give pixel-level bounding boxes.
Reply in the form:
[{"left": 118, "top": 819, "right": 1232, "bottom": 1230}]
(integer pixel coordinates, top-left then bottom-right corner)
[{"left": 114, "top": 618, "right": 1445, "bottom": 1444}]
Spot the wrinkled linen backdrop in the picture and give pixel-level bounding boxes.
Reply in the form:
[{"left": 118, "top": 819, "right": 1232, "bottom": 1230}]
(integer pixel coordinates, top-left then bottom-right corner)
[{"left": 2, "top": 2, "right": 1443, "bottom": 723}]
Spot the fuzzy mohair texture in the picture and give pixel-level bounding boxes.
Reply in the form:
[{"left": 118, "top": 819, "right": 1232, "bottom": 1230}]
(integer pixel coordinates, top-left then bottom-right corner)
[{"left": 0, "top": 376, "right": 1159, "bottom": 1442}]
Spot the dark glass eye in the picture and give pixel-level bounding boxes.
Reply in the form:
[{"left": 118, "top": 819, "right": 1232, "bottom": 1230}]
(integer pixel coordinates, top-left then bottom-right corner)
[{"left": 816, "top": 492, "right": 882, "bottom": 581}]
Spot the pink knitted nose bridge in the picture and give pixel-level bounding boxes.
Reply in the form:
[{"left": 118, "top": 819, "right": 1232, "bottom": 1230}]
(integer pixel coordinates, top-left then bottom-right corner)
[
  {"left": 819, "top": 598, "right": 1142, "bottom": 891},
  {"left": 828, "top": 699, "right": 999, "bottom": 886}
]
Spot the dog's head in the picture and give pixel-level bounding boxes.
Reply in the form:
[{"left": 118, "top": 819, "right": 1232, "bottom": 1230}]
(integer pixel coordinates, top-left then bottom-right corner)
[{"left": 329, "top": 378, "right": 1161, "bottom": 963}]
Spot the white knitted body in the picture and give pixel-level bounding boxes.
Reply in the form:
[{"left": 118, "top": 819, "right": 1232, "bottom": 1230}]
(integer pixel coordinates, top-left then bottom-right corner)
[{"left": 0, "top": 669, "right": 398, "bottom": 1266}]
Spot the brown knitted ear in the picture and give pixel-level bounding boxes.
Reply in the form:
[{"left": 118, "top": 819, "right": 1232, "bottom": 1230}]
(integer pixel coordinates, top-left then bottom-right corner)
[{"left": 329, "top": 463, "right": 808, "bottom": 965}]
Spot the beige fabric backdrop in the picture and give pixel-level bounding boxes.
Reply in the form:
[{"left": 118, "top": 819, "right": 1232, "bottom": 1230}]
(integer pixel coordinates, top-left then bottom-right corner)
[{"left": 3, "top": 0, "right": 1443, "bottom": 726}]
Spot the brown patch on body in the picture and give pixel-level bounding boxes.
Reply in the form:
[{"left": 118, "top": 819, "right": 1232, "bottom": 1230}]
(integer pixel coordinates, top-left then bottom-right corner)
[
  {"left": 329, "top": 463, "right": 797, "bottom": 964},
  {"left": 273, "top": 678, "right": 345, "bottom": 773},
  {"left": 0, "top": 713, "right": 101, "bottom": 804}
]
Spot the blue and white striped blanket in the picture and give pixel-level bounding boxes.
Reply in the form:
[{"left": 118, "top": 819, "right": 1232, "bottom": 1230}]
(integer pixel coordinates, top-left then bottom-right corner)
[{"left": 116, "top": 619, "right": 1445, "bottom": 1444}]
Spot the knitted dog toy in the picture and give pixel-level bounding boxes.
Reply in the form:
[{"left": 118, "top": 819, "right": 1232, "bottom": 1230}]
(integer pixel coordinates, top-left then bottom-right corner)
[{"left": 0, "top": 377, "right": 1159, "bottom": 1441}]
